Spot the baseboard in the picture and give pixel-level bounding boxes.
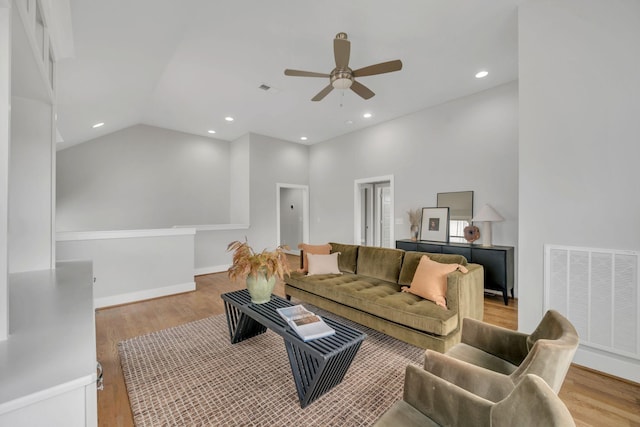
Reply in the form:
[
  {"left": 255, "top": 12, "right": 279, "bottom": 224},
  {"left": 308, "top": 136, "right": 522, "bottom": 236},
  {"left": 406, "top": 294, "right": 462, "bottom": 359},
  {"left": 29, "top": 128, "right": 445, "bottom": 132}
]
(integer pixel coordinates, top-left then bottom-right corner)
[
  {"left": 94, "top": 281, "right": 196, "bottom": 309},
  {"left": 194, "top": 264, "right": 230, "bottom": 276}
]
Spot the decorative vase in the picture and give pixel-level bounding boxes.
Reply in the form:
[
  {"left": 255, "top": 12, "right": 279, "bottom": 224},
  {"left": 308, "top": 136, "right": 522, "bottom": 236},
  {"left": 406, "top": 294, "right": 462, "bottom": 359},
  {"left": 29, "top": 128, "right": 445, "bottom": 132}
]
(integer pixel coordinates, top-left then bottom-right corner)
[
  {"left": 245, "top": 271, "right": 276, "bottom": 304},
  {"left": 463, "top": 225, "right": 481, "bottom": 243},
  {"left": 410, "top": 225, "right": 420, "bottom": 241}
]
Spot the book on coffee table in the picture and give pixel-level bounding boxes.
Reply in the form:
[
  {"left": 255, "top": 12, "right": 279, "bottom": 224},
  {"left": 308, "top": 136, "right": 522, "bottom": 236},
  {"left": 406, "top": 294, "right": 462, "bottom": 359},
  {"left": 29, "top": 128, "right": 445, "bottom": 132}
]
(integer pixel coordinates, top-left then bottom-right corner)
[{"left": 276, "top": 305, "right": 335, "bottom": 342}]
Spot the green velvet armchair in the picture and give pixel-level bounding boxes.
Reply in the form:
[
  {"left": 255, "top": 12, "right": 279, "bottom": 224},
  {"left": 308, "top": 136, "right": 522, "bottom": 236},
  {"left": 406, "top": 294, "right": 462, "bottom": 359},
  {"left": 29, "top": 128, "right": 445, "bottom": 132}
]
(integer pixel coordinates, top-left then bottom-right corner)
[
  {"left": 374, "top": 366, "right": 575, "bottom": 426},
  {"left": 425, "top": 310, "right": 579, "bottom": 402}
]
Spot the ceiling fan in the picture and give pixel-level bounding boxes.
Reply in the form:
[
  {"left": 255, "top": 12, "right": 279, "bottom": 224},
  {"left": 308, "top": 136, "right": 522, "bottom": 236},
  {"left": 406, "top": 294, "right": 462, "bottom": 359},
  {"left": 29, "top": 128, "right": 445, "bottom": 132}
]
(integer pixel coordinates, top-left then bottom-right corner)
[{"left": 284, "top": 32, "right": 403, "bottom": 102}]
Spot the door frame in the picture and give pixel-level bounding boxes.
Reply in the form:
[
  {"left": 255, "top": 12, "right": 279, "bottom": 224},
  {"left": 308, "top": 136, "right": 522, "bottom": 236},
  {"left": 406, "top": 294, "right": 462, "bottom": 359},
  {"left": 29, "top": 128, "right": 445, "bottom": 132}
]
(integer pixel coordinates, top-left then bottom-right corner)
[
  {"left": 374, "top": 181, "right": 391, "bottom": 247},
  {"left": 276, "top": 183, "right": 309, "bottom": 253},
  {"left": 354, "top": 175, "right": 394, "bottom": 247}
]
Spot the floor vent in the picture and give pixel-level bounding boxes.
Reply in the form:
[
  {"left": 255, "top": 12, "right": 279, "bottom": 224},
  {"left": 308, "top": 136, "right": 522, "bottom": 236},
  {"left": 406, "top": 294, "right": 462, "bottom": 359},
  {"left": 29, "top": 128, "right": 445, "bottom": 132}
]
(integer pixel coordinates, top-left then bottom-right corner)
[{"left": 544, "top": 244, "right": 639, "bottom": 360}]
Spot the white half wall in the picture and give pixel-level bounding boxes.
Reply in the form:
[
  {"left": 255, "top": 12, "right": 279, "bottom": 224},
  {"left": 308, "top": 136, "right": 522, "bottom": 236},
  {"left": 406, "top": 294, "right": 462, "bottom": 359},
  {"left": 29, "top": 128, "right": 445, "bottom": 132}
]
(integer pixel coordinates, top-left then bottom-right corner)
[
  {"left": 56, "top": 229, "right": 196, "bottom": 308},
  {"left": 519, "top": 0, "right": 640, "bottom": 381},
  {"left": 56, "top": 124, "right": 231, "bottom": 231},
  {"left": 192, "top": 226, "right": 249, "bottom": 276}
]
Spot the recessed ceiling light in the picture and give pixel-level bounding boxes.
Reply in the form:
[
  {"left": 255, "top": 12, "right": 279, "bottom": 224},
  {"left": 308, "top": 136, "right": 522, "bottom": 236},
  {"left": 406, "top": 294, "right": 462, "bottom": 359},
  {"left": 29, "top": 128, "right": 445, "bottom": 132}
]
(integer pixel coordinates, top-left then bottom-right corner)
[
  {"left": 208, "top": 130, "right": 216, "bottom": 134},
  {"left": 300, "top": 136, "right": 308, "bottom": 141},
  {"left": 92, "top": 122, "right": 104, "bottom": 128},
  {"left": 363, "top": 113, "right": 372, "bottom": 119},
  {"left": 345, "top": 120, "right": 354, "bottom": 125},
  {"left": 475, "top": 70, "right": 489, "bottom": 79},
  {"left": 225, "top": 116, "right": 234, "bottom": 122}
]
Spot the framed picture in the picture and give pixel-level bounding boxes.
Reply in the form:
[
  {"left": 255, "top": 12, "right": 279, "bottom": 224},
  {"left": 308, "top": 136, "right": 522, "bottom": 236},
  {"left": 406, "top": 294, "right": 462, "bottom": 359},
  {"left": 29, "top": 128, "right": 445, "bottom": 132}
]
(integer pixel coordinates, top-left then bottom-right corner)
[{"left": 420, "top": 207, "right": 450, "bottom": 243}]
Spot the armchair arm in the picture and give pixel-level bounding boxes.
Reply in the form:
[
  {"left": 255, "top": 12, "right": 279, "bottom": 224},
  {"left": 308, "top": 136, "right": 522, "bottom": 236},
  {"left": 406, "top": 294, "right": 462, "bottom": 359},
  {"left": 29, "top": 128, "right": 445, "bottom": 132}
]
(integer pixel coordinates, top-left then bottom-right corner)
[
  {"left": 424, "top": 350, "right": 515, "bottom": 402},
  {"left": 403, "top": 364, "right": 492, "bottom": 427},
  {"left": 460, "top": 317, "right": 530, "bottom": 366}
]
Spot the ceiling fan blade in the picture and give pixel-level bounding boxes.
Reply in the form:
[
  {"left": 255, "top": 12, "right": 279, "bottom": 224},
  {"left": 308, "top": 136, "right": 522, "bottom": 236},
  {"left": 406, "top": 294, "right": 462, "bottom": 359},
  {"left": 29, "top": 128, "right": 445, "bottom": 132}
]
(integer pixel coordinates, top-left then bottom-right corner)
[
  {"left": 311, "top": 84, "right": 334, "bottom": 101},
  {"left": 284, "top": 69, "right": 330, "bottom": 78},
  {"left": 334, "top": 37, "right": 350, "bottom": 69},
  {"left": 352, "top": 60, "right": 403, "bottom": 77},
  {"left": 351, "top": 80, "right": 375, "bottom": 100}
]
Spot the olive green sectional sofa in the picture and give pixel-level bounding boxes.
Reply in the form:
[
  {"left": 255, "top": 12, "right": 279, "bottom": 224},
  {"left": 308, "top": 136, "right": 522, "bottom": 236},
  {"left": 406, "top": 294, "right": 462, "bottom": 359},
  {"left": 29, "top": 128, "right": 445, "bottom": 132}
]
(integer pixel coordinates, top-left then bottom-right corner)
[{"left": 284, "top": 243, "right": 484, "bottom": 352}]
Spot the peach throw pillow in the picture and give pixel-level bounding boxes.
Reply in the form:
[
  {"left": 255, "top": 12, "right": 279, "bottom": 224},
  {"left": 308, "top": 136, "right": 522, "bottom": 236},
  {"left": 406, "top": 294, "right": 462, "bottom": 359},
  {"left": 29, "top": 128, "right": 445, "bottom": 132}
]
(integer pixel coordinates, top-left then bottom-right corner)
[
  {"left": 402, "top": 255, "right": 468, "bottom": 309},
  {"left": 298, "top": 243, "right": 332, "bottom": 273},
  {"left": 306, "top": 253, "right": 341, "bottom": 275}
]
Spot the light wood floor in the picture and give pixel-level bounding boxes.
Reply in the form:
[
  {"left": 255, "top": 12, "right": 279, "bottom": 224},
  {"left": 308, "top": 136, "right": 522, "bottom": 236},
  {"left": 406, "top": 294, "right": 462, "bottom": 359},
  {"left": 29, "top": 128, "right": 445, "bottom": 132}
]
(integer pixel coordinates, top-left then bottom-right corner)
[{"left": 96, "top": 255, "right": 640, "bottom": 426}]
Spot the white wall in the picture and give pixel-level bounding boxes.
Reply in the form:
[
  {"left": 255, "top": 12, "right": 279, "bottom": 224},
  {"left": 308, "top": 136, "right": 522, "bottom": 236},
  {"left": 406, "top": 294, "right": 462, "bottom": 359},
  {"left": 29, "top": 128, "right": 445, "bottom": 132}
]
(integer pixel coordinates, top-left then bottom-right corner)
[
  {"left": 309, "top": 82, "right": 518, "bottom": 254},
  {"left": 519, "top": 0, "right": 640, "bottom": 381},
  {"left": 229, "top": 134, "right": 250, "bottom": 224},
  {"left": 9, "top": 97, "right": 53, "bottom": 273},
  {"left": 192, "top": 133, "right": 309, "bottom": 274},
  {"left": 55, "top": 128, "right": 310, "bottom": 275},
  {"left": 246, "top": 133, "right": 310, "bottom": 252},
  {"left": 56, "top": 124, "right": 231, "bottom": 231},
  {"left": 0, "top": 3, "right": 10, "bottom": 341}
]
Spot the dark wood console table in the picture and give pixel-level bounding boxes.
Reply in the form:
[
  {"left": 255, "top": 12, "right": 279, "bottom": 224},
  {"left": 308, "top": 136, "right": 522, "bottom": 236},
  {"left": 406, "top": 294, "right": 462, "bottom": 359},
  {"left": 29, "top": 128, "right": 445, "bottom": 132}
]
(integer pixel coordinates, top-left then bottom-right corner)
[{"left": 396, "top": 240, "right": 514, "bottom": 305}]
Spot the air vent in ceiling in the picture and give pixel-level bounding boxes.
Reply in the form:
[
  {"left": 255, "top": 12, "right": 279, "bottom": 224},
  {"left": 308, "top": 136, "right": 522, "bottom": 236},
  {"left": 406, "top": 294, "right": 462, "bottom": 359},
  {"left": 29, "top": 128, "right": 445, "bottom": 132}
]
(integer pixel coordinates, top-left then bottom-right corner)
[{"left": 258, "top": 83, "right": 280, "bottom": 94}]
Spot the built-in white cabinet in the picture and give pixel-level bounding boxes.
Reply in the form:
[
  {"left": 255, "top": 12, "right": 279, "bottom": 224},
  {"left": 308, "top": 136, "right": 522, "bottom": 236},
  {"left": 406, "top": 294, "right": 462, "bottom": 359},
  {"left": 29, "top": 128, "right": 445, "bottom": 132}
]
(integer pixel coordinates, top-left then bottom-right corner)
[
  {"left": 0, "top": 261, "right": 97, "bottom": 426},
  {"left": 0, "top": 2, "right": 95, "bottom": 425}
]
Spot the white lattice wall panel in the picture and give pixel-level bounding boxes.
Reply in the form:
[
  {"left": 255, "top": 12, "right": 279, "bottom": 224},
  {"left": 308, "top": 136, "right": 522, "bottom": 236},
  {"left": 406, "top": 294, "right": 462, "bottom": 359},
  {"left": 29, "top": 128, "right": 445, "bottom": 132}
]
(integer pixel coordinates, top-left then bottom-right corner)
[{"left": 544, "top": 245, "right": 639, "bottom": 360}]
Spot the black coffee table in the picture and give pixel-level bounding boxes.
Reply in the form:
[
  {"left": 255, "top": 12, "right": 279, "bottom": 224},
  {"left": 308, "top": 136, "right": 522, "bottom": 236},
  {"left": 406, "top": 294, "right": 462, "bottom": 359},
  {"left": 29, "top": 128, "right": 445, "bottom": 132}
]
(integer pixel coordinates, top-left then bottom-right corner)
[{"left": 221, "top": 289, "right": 366, "bottom": 408}]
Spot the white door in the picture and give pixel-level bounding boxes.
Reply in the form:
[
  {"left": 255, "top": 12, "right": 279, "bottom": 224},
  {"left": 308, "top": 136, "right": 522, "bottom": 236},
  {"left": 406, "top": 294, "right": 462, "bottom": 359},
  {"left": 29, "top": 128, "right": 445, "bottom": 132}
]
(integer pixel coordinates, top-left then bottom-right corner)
[
  {"left": 354, "top": 176, "right": 394, "bottom": 248},
  {"left": 360, "top": 184, "right": 373, "bottom": 245},
  {"left": 375, "top": 182, "right": 391, "bottom": 247}
]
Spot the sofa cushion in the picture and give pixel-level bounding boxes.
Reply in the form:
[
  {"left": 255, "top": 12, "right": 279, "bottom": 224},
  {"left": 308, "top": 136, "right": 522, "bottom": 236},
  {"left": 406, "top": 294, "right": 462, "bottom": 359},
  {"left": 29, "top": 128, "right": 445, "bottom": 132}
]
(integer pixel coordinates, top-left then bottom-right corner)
[
  {"left": 298, "top": 243, "right": 332, "bottom": 273},
  {"left": 307, "top": 252, "right": 341, "bottom": 275},
  {"left": 286, "top": 271, "right": 459, "bottom": 335},
  {"left": 357, "top": 246, "right": 405, "bottom": 283},
  {"left": 402, "top": 255, "right": 468, "bottom": 309},
  {"left": 329, "top": 242, "right": 359, "bottom": 273},
  {"left": 398, "top": 251, "right": 468, "bottom": 287}
]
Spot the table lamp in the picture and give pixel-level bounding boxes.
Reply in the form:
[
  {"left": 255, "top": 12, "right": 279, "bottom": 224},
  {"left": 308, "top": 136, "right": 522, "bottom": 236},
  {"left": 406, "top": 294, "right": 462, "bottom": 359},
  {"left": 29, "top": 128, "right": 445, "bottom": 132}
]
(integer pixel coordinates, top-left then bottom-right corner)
[{"left": 472, "top": 204, "right": 504, "bottom": 247}]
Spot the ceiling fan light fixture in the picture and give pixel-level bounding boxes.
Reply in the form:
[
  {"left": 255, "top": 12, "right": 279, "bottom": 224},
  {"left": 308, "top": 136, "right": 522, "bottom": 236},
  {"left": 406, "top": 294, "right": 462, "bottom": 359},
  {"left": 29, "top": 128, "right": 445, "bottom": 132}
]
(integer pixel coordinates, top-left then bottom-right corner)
[{"left": 332, "top": 77, "right": 353, "bottom": 90}]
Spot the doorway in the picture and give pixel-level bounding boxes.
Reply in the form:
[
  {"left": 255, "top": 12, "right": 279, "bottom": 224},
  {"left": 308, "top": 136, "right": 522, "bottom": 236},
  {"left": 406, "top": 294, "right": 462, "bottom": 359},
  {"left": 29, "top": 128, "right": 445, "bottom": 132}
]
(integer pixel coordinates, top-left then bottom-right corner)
[
  {"left": 276, "top": 184, "right": 309, "bottom": 255},
  {"left": 354, "top": 175, "right": 394, "bottom": 247}
]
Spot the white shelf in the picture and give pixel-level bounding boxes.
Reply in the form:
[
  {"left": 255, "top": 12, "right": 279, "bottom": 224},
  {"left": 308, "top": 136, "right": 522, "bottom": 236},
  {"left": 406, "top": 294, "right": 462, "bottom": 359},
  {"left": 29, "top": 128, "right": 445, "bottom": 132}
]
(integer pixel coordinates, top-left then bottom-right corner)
[
  {"left": 56, "top": 227, "right": 196, "bottom": 241},
  {"left": 172, "top": 223, "right": 250, "bottom": 231}
]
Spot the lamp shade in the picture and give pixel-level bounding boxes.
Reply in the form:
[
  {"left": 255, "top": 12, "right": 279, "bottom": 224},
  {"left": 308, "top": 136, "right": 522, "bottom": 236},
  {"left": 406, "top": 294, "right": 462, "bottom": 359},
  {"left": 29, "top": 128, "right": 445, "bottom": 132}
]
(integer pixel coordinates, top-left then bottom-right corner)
[
  {"left": 472, "top": 204, "right": 503, "bottom": 247},
  {"left": 472, "top": 204, "right": 504, "bottom": 222}
]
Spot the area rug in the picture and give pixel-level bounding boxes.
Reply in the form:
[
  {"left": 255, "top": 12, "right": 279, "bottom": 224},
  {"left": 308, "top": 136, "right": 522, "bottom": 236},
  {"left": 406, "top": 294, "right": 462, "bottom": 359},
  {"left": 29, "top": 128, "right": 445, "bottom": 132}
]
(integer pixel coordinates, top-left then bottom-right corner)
[{"left": 118, "top": 309, "right": 424, "bottom": 426}]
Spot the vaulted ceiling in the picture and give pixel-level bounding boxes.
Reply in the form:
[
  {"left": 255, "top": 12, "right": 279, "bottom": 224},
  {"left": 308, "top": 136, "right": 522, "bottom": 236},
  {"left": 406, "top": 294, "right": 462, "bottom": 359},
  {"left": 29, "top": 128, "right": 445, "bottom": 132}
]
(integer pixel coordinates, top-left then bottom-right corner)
[{"left": 55, "top": 0, "right": 520, "bottom": 149}]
